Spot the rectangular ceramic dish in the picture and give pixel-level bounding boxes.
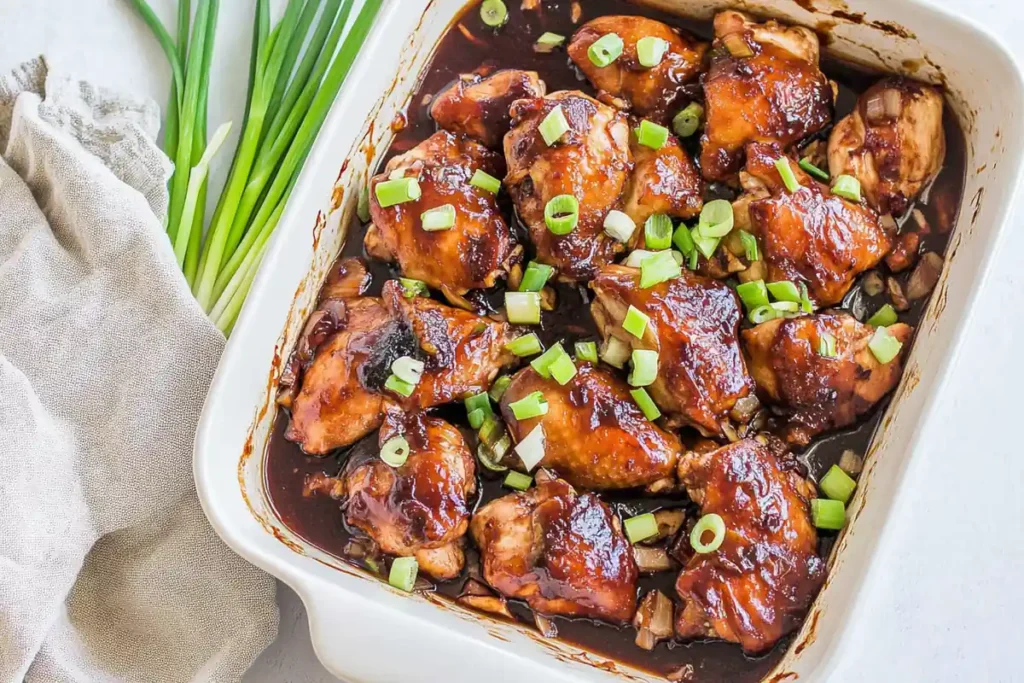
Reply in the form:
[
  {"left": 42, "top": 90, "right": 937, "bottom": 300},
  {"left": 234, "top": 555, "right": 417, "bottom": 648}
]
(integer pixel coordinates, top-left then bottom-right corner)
[{"left": 194, "top": 1, "right": 1024, "bottom": 680}]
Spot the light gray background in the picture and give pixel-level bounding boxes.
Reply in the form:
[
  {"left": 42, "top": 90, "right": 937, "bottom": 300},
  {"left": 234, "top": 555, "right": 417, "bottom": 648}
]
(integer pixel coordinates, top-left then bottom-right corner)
[{"left": 1, "top": 1, "right": 1021, "bottom": 681}]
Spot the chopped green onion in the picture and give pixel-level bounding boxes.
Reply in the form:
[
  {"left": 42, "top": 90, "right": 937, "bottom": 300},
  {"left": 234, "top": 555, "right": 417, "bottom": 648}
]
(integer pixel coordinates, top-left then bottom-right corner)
[
  {"left": 357, "top": 186, "right": 371, "bottom": 222},
  {"left": 691, "top": 226, "right": 720, "bottom": 259},
  {"left": 470, "top": 169, "right": 501, "bottom": 194},
  {"left": 399, "top": 278, "right": 429, "bottom": 298},
  {"left": 774, "top": 157, "right": 800, "bottom": 193},
  {"left": 640, "top": 249, "right": 681, "bottom": 289},
  {"left": 468, "top": 408, "right": 487, "bottom": 429},
  {"left": 644, "top": 214, "right": 673, "bottom": 250},
  {"left": 687, "top": 249, "right": 699, "bottom": 270},
  {"left": 535, "top": 32, "right": 566, "bottom": 53},
  {"left": 549, "top": 353, "right": 578, "bottom": 386},
  {"left": 748, "top": 305, "right": 777, "bottom": 325},
  {"left": 420, "top": 204, "right": 456, "bottom": 231},
  {"left": 818, "top": 331, "right": 838, "bottom": 358},
  {"left": 509, "top": 391, "right": 548, "bottom": 420},
  {"left": 811, "top": 498, "right": 845, "bottom": 530},
  {"left": 391, "top": 356, "right": 425, "bottom": 385},
  {"left": 600, "top": 337, "right": 631, "bottom": 369},
  {"left": 799, "top": 157, "right": 830, "bottom": 182},
  {"left": 588, "top": 33, "right": 624, "bottom": 67},
  {"left": 697, "top": 199, "right": 734, "bottom": 238},
  {"left": 771, "top": 301, "right": 800, "bottom": 314},
  {"left": 375, "top": 177, "right": 421, "bottom": 208},
  {"left": 480, "top": 0, "right": 508, "bottom": 27},
  {"left": 624, "top": 250, "right": 657, "bottom": 268},
  {"left": 603, "top": 210, "right": 636, "bottom": 243},
  {"left": 819, "top": 464, "right": 857, "bottom": 504},
  {"left": 628, "top": 349, "right": 658, "bottom": 387},
  {"left": 636, "top": 119, "right": 669, "bottom": 150},
  {"left": 504, "top": 471, "right": 533, "bottom": 490},
  {"left": 767, "top": 281, "right": 801, "bottom": 303},
  {"left": 623, "top": 305, "right": 650, "bottom": 339},
  {"left": 519, "top": 261, "right": 555, "bottom": 292},
  {"left": 464, "top": 391, "right": 493, "bottom": 418},
  {"left": 505, "top": 291, "right": 542, "bottom": 324},
  {"left": 489, "top": 375, "right": 512, "bottom": 402},
  {"left": 739, "top": 230, "right": 759, "bottom": 261},
  {"left": 624, "top": 513, "right": 659, "bottom": 544},
  {"left": 799, "top": 282, "right": 813, "bottom": 313},
  {"left": 531, "top": 342, "right": 567, "bottom": 378},
  {"left": 539, "top": 105, "right": 571, "bottom": 146},
  {"left": 544, "top": 194, "right": 579, "bottom": 234},
  {"left": 388, "top": 556, "right": 418, "bottom": 592},
  {"left": 690, "top": 513, "right": 726, "bottom": 553},
  {"left": 735, "top": 280, "right": 769, "bottom": 311},
  {"left": 832, "top": 174, "right": 862, "bottom": 202},
  {"left": 505, "top": 333, "right": 543, "bottom": 356},
  {"left": 575, "top": 341, "right": 598, "bottom": 363},
  {"left": 380, "top": 436, "right": 411, "bottom": 467},
  {"left": 385, "top": 374, "right": 416, "bottom": 397},
  {"left": 514, "top": 424, "right": 546, "bottom": 470},
  {"left": 479, "top": 416, "right": 504, "bottom": 447},
  {"left": 866, "top": 304, "right": 898, "bottom": 328},
  {"left": 636, "top": 36, "right": 669, "bottom": 67},
  {"left": 673, "top": 222, "right": 696, "bottom": 256},
  {"left": 868, "top": 326, "right": 903, "bottom": 364},
  {"left": 630, "top": 387, "right": 661, "bottom": 421},
  {"left": 672, "top": 102, "right": 703, "bottom": 138},
  {"left": 478, "top": 440, "right": 510, "bottom": 472}
]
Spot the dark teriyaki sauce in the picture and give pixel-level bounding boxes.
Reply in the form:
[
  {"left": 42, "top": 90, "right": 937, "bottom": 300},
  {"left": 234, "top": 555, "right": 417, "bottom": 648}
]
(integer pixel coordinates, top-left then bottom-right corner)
[{"left": 265, "top": 0, "right": 967, "bottom": 680}]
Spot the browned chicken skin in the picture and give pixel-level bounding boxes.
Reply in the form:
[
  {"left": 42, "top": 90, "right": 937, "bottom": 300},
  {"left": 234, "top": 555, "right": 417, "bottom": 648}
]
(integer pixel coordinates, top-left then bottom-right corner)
[
  {"left": 504, "top": 91, "right": 633, "bottom": 281},
  {"left": 568, "top": 15, "right": 708, "bottom": 122},
  {"left": 591, "top": 265, "right": 755, "bottom": 436},
  {"left": 739, "top": 141, "right": 892, "bottom": 306},
  {"left": 470, "top": 474, "right": 638, "bottom": 623},
  {"left": 828, "top": 76, "right": 946, "bottom": 216},
  {"left": 743, "top": 311, "right": 913, "bottom": 445},
  {"left": 675, "top": 437, "right": 824, "bottom": 653},
  {"left": 701, "top": 11, "right": 834, "bottom": 182},
  {"left": 499, "top": 363, "right": 681, "bottom": 490},
  {"left": 366, "top": 131, "right": 521, "bottom": 308},
  {"left": 430, "top": 69, "right": 547, "bottom": 148},
  {"left": 624, "top": 133, "right": 704, "bottom": 233}
]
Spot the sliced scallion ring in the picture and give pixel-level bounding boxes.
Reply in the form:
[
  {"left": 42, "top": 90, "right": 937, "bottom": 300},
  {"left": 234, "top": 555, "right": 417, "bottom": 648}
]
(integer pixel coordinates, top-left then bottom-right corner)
[
  {"left": 624, "top": 512, "right": 659, "bottom": 544},
  {"left": 767, "top": 280, "right": 801, "bottom": 303},
  {"left": 868, "top": 326, "right": 902, "bottom": 364},
  {"left": 636, "top": 119, "right": 669, "bottom": 150},
  {"left": 739, "top": 230, "right": 759, "bottom": 261},
  {"left": 630, "top": 387, "right": 661, "bottom": 421},
  {"left": 489, "top": 375, "right": 512, "bottom": 402},
  {"left": 832, "top": 174, "right": 862, "bottom": 202},
  {"left": 774, "top": 157, "right": 800, "bottom": 193},
  {"left": 735, "top": 280, "right": 769, "bottom": 311},
  {"left": 539, "top": 105, "right": 571, "bottom": 146},
  {"left": 375, "top": 177, "right": 422, "bottom": 208},
  {"left": 503, "top": 470, "right": 533, "bottom": 490},
  {"left": 673, "top": 222, "right": 695, "bottom": 257},
  {"left": 505, "top": 333, "right": 543, "bottom": 356},
  {"left": 818, "top": 331, "right": 838, "bottom": 358},
  {"left": 398, "top": 278, "right": 429, "bottom": 299},
  {"left": 697, "top": 199, "right": 734, "bottom": 238},
  {"left": 519, "top": 261, "right": 555, "bottom": 292},
  {"left": 644, "top": 214, "right": 673, "bottom": 250},
  {"left": 464, "top": 391, "right": 493, "bottom": 419},
  {"left": 771, "top": 301, "right": 800, "bottom": 315},
  {"left": 623, "top": 305, "right": 650, "bottom": 339},
  {"left": 388, "top": 556, "right": 419, "bottom": 592},
  {"left": 381, "top": 436, "right": 411, "bottom": 467},
  {"left": 636, "top": 36, "right": 669, "bottom": 67},
  {"left": 535, "top": 32, "right": 566, "bottom": 53},
  {"left": 628, "top": 349, "right": 658, "bottom": 387},
  {"left": 470, "top": 169, "right": 501, "bottom": 194},
  {"left": 480, "top": 0, "right": 508, "bottom": 28},
  {"left": 357, "top": 186, "right": 371, "bottom": 222},
  {"left": 672, "top": 102, "right": 704, "bottom": 138},
  {"left": 478, "top": 442, "right": 509, "bottom": 472},
  {"left": 640, "top": 249, "right": 681, "bottom": 289},
  {"left": 811, "top": 498, "right": 845, "bottom": 530},
  {"left": 468, "top": 408, "right": 487, "bottom": 429},
  {"left": 588, "top": 33, "right": 624, "bottom": 67},
  {"left": 799, "top": 282, "right": 813, "bottom": 313},
  {"left": 509, "top": 391, "right": 549, "bottom": 420},
  {"left": 866, "top": 304, "right": 898, "bottom": 328},
  {"left": 574, "top": 341, "right": 599, "bottom": 363},
  {"left": 819, "top": 464, "right": 857, "bottom": 503},
  {"left": 505, "top": 291, "right": 542, "bottom": 324},
  {"left": 391, "top": 356, "right": 425, "bottom": 385},
  {"left": 548, "top": 353, "right": 577, "bottom": 386},
  {"left": 530, "top": 342, "right": 567, "bottom": 378},
  {"left": 691, "top": 225, "right": 720, "bottom": 259},
  {"left": 748, "top": 304, "right": 777, "bottom": 325},
  {"left": 604, "top": 210, "right": 636, "bottom": 242},
  {"left": 799, "top": 157, "right": 830, "bottom": 182},
  {"left": 420, "top": 204, "right": 456, "bottom": 232},
  {"left": 544, "top": 194, "right": 579, "bottom": 234},
  {"left": 690, "top": 513, "right": 726, "bottom": 553},
  {"left": 385, "top": 374, "right": 416, "bottom": 397}
]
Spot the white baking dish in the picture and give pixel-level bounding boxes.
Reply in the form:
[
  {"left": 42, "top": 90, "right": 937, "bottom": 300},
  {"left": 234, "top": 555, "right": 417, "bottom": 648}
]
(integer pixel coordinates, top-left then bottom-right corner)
[{"left": 194, "top": 1, "right": 1024, "bottom": 680}]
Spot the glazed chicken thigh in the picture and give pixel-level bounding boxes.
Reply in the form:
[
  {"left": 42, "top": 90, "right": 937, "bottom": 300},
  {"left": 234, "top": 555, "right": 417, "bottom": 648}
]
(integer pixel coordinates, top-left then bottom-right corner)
[
  {"left": 568, "top": 15, "right": 708, "bottom": 122},
  {"left": 701, "top": 10, "right": 834, "bottom": 182},
  {"left": 499, "top": 363, "right": 681, "bottom": 490},
  {"left": 828, "top": 76, "right": 946, "bottom": 216},
  {"left": 366, "top": 130, "right": 520, "bottom": 309},
  {"left": 470, "top": 474, "right": 639, "bottom": 623},
  {"left": 591, "top": 265, "right": 755, "bottom": 436},
  {"left": 743, "top": 311, "right": 913, "bottom": 445},
  {"left": 623, "top": 133, "right": 704, "bottom": 232},
  {"left": 504, "top": 91, "right": 633, "bottom": 281},
  {"left": 675, "top": 437, "right": 825, "bottom": 653},
  {"left": 430, "top": 69, "right": 547, "bottom": 148}
]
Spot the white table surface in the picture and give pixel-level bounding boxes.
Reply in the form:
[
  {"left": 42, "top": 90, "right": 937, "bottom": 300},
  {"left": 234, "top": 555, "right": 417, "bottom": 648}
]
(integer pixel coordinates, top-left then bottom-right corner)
[{"left": 3, "top": 1, "right": 1022, "bottom": 681}]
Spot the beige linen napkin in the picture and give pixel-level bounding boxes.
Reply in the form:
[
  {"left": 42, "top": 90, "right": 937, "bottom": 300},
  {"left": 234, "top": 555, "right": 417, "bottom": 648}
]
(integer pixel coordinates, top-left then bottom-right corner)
[{"left": 0, "top": 58, "right": 277, "bottom": 682}]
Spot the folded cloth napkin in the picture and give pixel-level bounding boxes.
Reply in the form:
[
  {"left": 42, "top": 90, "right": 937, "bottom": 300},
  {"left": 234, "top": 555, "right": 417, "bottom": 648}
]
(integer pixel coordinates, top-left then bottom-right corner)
[{"left": 0, "top": 58, "right": 277, "bottom": 682}]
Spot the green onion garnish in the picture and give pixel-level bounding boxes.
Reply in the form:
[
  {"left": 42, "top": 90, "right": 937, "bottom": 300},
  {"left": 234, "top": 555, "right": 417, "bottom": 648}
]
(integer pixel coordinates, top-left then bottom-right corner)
[
  {"left": 391, "top": 356, "right": 424, "bottom": 385},
  {"left": 739, "top": 230, "right": 759, "bottom": 261},
  {"left": 767, "top": 280, "right": 801, "bottom": 303},
  {"left": 505, "top": 291, "right": 542, "bottom": 324},
  {"left": 690, "top": 513, "right": 726, "bottom": 553},
  {"left": 539, "top": 105, "right": 571, "bottom": 146},
  {"left": 489, "top": 375, "right": 512, "bottom": 402},
  {"left": 357, "top": 186, "right": 371, "bottom": 222},
  {"left": 624, "top": 512, "right": 659, "bottom": 544},
  {"left": 548, "top": 353, "right": 578, "bottom": 386},
  {"left": 775, "top": 157, "right": 801, "bottom": 193},
  {"left": 603, "top": 210, "right": 636, "bottom": 243},
  {"left": 630, "top": 388, "right": 661, "bottom": 421},
  {"left": 479, "top": 416, "right": 504, "bottom": 447},
  {"left": 535, "top": 32, "right": 566, "bottom": 53},
  {"left": 636, "top": 36, "right": 669, "bottom": 67},
  {"left": 640, "top": 249, "right": 681, "bottom": 289},
  {"left": 771, "top": 301, "right": 800, "bottom": 315},
  {"left": 644, "top": 214, "right": 673, "bottom": 250},
  {"left": 480, "top": 0, "right": 508, "bottom": 28},
  {"left": 388, "top": 556, "right": 419, "bottom": 592},
  {"left": 519, "top": 261, "right": 555, "bottom": 292},
  {"left": 505, "top": 333, "right": 543, "bottom": 356},
  {"left": 691, "top": 225, "right": 720, "bottom": 259},
  {"left": 673, "top": 222, "right": 696, "bottom": 256},
  {"left": 628, "top": 349, "right": 658, "bottom": 387},
  {"left": 832, "top": 174, "right": 862, "bottom": 202},
  {"left": 623, "top": 305, "right": 650, "bottom": 339},
  {"left": 818, "top": 331, "right": 838, "bottom": 358},
  {"left": 819, "top": 464, "right": 857, "bottom": 503},
  {"left": 399, "top": 278, "right": 429, "bottom": 298},
  {"left": 544, "top": 194, "right": 580, "bottom": 235},
  {"left": 736, "top": 280, "right": 769, "bottom": 311},
  {"left": 468, "top": 408, "right": 487, "bottom": 429},
  {"left": 672, "top": 102, "right": 703, "bottom": 138},
  {"left": 531, "top": 342, "right": 567, "bottom": 378},
  {"left": 478, "top": 439, "right": 510, "bottom": 472},
  {"left": 380, "top": 435, "right": 411, "bottom": 467},
  {"left": 470, "top": 169, "right": 501, "bottom": 194},
  {"left": 503, "top": 471, "right": 533, "bottom": 491},
  {"left": 697, "top": 199, "right": 734, "bottom": 238},
  {"left": 464, "top": 391, "right": 493, "bottom": 418},
  {"left": 811, "top": 498, "right": 845, "bottom": 530},
  {"left": 636, "top": 119, "right": 669, "bottom": 150},
  {"left": 866, "top": 304, "right": 898, "bottom": 328},
  {"left": 748, "top": 305, "right": 777, "bottom": 325},
  {"left": 799, "top": 282, "right": 813, "bottom": 313},
  {"left": 385, "top": 374, "right": 416, "bottom": 397},
  {"left": 420, "top": 204, "right": 456, "bottom": 231},
  {"left": 574, "top": 341, "right": 599, "bottom": 363},
  {"left": 601, "top": 337, "right": 631, "bottom": 369},
  {"left": 799, "top": 157, "right": 830, "bottom": 182},
  {"left": 375, "top": 177, "right": 422, "bottom": 208},
  {"left": 509, "top": 391, "right": 548, "bottom": 420},
  {"left": 868, "top": 326, "right": 903, "bottom": 364},
  {"left": 588, "top": 33, "right": 624, "bottom": 67}
]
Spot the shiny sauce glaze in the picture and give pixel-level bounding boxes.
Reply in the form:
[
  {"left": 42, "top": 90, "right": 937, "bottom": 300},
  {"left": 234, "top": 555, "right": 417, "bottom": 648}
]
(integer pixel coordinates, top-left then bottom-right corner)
[{"left": 265, "top": 0, "right": 966, "bottom": 679}]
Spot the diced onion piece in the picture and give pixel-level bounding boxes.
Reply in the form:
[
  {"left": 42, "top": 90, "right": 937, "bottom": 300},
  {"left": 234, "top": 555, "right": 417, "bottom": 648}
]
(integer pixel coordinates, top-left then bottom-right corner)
[
  {"left": 865, "top": 91, "right": 886, "bottom": 124},
  {"left": 774, "top": 157, "right": 800, "bottom": 193},
  {"left": 811, "top": 498, "right": 845, "bottom": 530},
  {"left": 464, "top": 391, "right": 493, "bottom": 419},
  {"left": 691, "top": 225, "right": 719, "bottom": 259},
  {"left": 738, "top": 230, "right": 759, "bottom": 262},
  {"left": 385, "top": 374, "right": 416, "bottom": 397},
  {"left": 375, "top": 177, "right": 421, "bottom": 207},
  {"left": 818, "top": 331, "right": 838, "bottom": 358},
  {"left": 748, "top": 304, "right": 777, "bottom": 325},
  {"left": 672, "top": 102, "right": 703, "bottom": 138},
  {"left": 735, "top": 280, "right": 769, "bottom": 311},
  {"left": 600, "top": 337, "right": 631, "bottom": 369},
  {"left": 509, "top": 391, "right": 549, "bottom": 420},
  {"left": 640, "top": 250, "right": 681, "bottom": 289},
  {"left": 503, "top": 471, "right": 533, "bottom": 490},
  {"left": 624, "top": 513, "right": 659, "bottom": 544},
  {"left": 539, "top": 105, "right": 571, "bottom": 146},
  {"left": 819, "top": 464, "right": 857, "bottom": 503},
  {"left": 673, "top": 223, "right": 695, "bottom": 256},
  {"left": 722, "top": 32, "right": 753, "bottom": 58},
  {"left": 391, "top": 356, "right": 425, "bottom": 385},
  {"left": 574, "top": 341, "right": 598, "bottom": 363},
  {"left": 636, "top": 36, "right": 669, "bottom": 67},
  {"left": 799, "top": 157, "right": 830, "bottom": 182},
  {"left": 689, "top": 513, "right": 726, "bottom": 553},
  {"left": 470, "top": 169, "right": 501, "bottom": 193},
  {"left": 630, "top": 388, "right": 661, "bottom": 421},
  {"left": 767, "top": 280, "right": 801, "bottom": 303},
  {"left": 505, "top": 291, "right": 542, "bottom": 324},
  {"left": 380, "top": 436, "right": 411, "bottom": 467},
  {"left": 636, "top": 119, "right": 669, "bottom": 150},
  {"left": 868, "top": 326, "right": 903, "bottom": 364},
  {"left": 867, "top": 304, "right": 898, "bottom": 328},
  {"left": 420, "top": 204, "right": 456, "bottom": 231},
  {"left": 519, "top": 261, "right": 555, "bottom": 292},
  {"left": 839, "top": 449, "right": 864, "bottom": 476},
  {"left": 530, "top": 342, "right": 567, "bottom": 378},
  {"left": 624, "top": 249, "right": 657, "bottom": 268},
  {"left": 489, "top": 375, "right": 512, "bottom": 402},
  {"left": 514, "top": 424, "right": 546, "bottom": 470},
  {"left": 628, "top": 349, "right": 658, "bottom": 387},
  {"left": 883, "top": 88, "right": 903, "bottom": 118},
  {"left": 534, "top": 32, "right": 566, "bottom": 53},
  {"left": 622, "top": 305, "right": 650, "bottom": 339},
  {"left": 544, "top": 194, "right": 579, "bottom": 234},
  {"left": 388, "top": 556, "right": 419, "bottom": 592},
  {"left": 548, "top": 353, "right": 577, "bottom": 385},
  {"left": 697, "top": 199, "right": 734, "bottom": 238},
  {"left": 644, "top": 214, "right": 673, "bottom": 250},
  {"left": 604, "top": 210, "right": 636, "bottom": 242},
  {"left": 398, "top": 277, "right": 429, "bottom": 298},
  {"left": 588, "top": 33, "right": 624, "bottom": 67},
  {"left": 832, "top": 174, "right": 862, "bottom": 202},
  {"left": 505, "top": 333, "right": 543, "bottom": 356},
  {"left": 468, "top": 408, "right": 487, "bottom": 429},
  {"left": 480, "top": 0, "right": 508, "bottom": 27}
]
